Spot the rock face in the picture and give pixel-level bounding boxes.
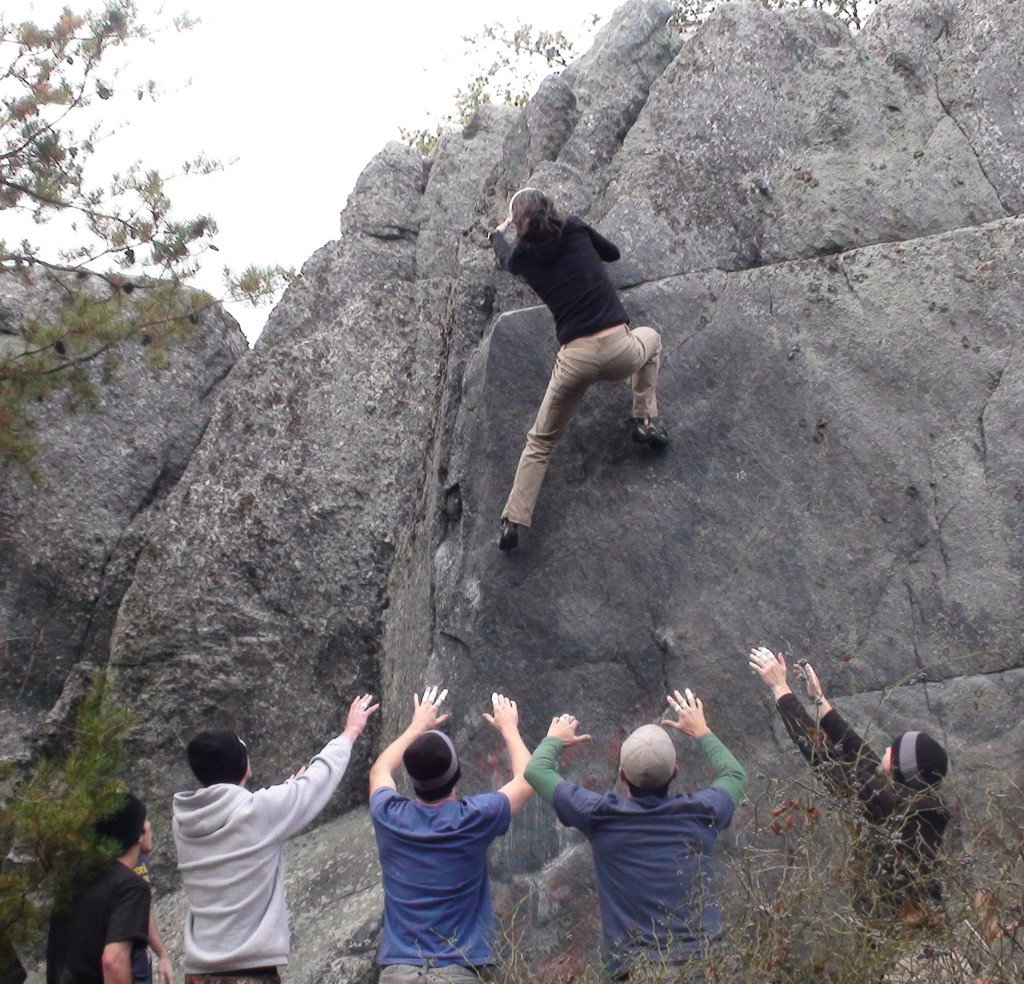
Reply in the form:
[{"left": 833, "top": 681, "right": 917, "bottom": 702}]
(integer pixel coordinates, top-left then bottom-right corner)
[
  {"left": 9, "top": 0, "right": 1024, "bottom": 980},
  {"left": 0, "top": 272, "right": 245, "bottom": 757}
]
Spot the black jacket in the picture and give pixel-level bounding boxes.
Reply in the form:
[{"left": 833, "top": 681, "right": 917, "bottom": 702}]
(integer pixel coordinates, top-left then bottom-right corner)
[
  {"left": 489, "top": 216, "right": 630, "bottom": 345},
  {"left": 776, "top": 693, "right": 949, "bottom": 911}
]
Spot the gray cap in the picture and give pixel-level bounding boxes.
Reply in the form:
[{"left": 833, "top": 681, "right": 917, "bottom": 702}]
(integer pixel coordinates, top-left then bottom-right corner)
[{"left": 620, "top": 724, "right": 676, "bottom": 789}]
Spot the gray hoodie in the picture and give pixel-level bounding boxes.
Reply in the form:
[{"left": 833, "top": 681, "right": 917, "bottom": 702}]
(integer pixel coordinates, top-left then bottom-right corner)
[{"left": 172, "top": 735, "right": 353, "bottom": 972}]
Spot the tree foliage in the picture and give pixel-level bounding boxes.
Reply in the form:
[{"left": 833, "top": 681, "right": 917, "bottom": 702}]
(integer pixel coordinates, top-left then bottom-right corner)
[
  {"left": 400, "top": 22, "right": 586, "bottom": 157},
  {"left": 0, "top": 673, "right": 134, "bottom": 974},
  {"left": 0, "top": 3, "right": 291, "bottom": 464}
]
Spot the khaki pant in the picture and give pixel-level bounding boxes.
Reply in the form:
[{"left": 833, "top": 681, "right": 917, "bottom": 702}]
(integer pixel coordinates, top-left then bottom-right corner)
[{"left": 502, "top": 324, "right": 662, "bottom": 527}]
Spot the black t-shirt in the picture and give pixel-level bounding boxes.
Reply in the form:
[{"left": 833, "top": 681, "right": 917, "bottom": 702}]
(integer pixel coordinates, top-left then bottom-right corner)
[{"left": 47, "top": 861, "right": 150, "bottom": 984}]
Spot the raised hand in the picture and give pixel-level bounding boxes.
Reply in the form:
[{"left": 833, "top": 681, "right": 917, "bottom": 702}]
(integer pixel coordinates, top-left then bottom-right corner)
[
  {"left": 546, "top": 712, "right": 593, "bottom": 746},
  {"left": 410, "top": 685, "right": 450, "bottom": 733},
  {"left": 748, "top": 647, "right": 792, "bottom": 697},
  {"left": 483, "top": 692, "right": 519, "bottom": 734},
  {"left": 794, "top": 660, "right": 824, "bottom": 702},
  {"left": 663, "top": 689, "right": 711, "bottom": 739},
  {"left": 343, "top": 693, "right": 379, "bottom": 740}
]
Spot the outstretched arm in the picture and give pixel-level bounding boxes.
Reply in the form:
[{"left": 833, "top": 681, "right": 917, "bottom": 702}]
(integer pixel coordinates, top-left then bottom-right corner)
[
  {"left": 525, "top": 714, "right": 592, "bottom": 806},
  {"left": 369, "top": 687, "right": 449, "bottom": 796},
  {"left": 482, "top": 693, "right": 534, "bottom": 814},
  {"left": 749, "top": 647, "right": 880, "bottom": 786},
  {"left": 749, "top": 646, "right": 829, "bottom": 764},
  {"left": 255, "top": 693, "right": 378, "bottom": 842},
  {"left": 663, "top": 689, "right": 747, "bottom": 807}
]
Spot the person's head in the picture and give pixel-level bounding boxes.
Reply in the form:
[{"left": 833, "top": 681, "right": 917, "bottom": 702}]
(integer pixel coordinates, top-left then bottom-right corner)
[
  {"left": 187, "top": 731, "right": 251, "bottom": 788},
  {"left": 508, "top": 187, "right": 565, "bottom": 241},
  {"left": 96, "top": 793, "right": 150, "bottom": 857},
  {"left": 882, "top": 731, "right": 948, "bottom": 790},
  {"left": 618, "top": 724, "right": 679, "bottom": 798},
  {"left": 403, "top": 729, "right": 461, "bottom": 803}
]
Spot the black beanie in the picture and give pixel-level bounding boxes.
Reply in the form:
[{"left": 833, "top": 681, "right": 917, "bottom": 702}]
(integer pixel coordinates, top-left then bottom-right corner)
[
  {"left": 187, "top": 731, "right": 249, "bottom": 787},
  {"left": 892, "top": 731, "right": 948, "bottom": 790},
  {"left": 95, "top": 793, "right": 147, "bottom": 854},
  {"left": 403, "top": 730, "right": 461, "bottom": 795}
]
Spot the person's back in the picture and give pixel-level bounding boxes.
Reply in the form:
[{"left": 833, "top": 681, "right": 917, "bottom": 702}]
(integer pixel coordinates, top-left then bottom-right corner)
[
  {"left": 173, "top": 781, "right": 296, "bottom": 970},
  {"left": 369, "top": 688, "right": 534, "bottom": 978},
  {"left": 557, "top": 786, "right": 731, "bottom": 958},
  {"left": 501, "top": 217, "right": 628, "bottom": 346},
  {"left": 526, "top": 694, "right": 747, "bottom": 977},
  {"left": 371, "top": 789, "right": 510, "bottom": 965},
  {"left": 173, "top": 695, "right": 376, "bottom": 978}
]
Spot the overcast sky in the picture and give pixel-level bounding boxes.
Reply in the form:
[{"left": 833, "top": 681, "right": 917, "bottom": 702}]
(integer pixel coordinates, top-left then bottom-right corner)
[{"left": 6, "top": 0, "right": 615, "bottom": 340}]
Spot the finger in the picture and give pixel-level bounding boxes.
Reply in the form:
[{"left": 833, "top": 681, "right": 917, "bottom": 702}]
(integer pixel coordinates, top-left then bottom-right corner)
[
  {"left": 434, "top": 712, "right": 450, "bottom": 726},
  {"left": 436, "top": 688, "right": 449, "bottom": 706},
  {"left": 492, "top": 692, "right": 499, "bottom": 707},
  {"left": 482, "top": 713, "right": 494, "bottom": 726},
  {"left": 684, "top": 688, "right": 695, "bottom": 705},
  {"left": 365, "top": 702, "right": 380, "bottom": 715}
]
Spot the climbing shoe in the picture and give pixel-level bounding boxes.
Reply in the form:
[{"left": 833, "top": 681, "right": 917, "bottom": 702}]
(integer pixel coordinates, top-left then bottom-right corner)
[
  {"left": 630, "top": 417, "right": 669, "bottom": 448},
  {"left": 498, "top": 518, "right": 520, "bottom": 551}
]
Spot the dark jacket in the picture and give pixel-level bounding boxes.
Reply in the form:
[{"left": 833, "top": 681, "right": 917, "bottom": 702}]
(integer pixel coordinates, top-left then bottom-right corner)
[
  {"left": 776, "top": 693, "right": 949, "bottom": 912},
  {"left": 489, "top": 216, "right": 630, "bottom": 345}
]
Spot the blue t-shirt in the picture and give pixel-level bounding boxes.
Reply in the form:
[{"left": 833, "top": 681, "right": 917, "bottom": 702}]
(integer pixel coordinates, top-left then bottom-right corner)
[
  {"left": 554, "top": 783, "right": 735, "bottom": 976},
  {"left": 370, "top": 788, "right": 512, "bottom": 966}
]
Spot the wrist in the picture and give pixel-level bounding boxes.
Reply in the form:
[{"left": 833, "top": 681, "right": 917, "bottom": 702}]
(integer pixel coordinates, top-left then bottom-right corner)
[
  {"left": 341, "top": 726, "right": 362, "bottom": 743},
  {"left": 691, "top": 727, "right": 713, "bottom": 740},
  {"left": 771, "top": 685, "right": 793, "bottom": 699}
]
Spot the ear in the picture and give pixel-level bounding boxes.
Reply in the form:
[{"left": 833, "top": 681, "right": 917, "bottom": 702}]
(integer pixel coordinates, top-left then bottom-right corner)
[
  {"left": 618, "top": 768, "right": 628, "bottom": 783},
  {"left": 672, "top": 765, "right": 679, "bottom": 780}
]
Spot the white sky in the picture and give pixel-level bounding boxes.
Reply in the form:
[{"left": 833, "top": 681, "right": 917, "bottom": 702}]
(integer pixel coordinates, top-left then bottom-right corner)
[{"left": 5, "top": 0, "right": 614, "bottom": 341}]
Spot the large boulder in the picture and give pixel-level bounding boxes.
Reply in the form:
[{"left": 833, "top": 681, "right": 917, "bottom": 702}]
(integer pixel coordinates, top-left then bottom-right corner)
[
  {"left": 601, "top": 1, "right": 1005, "bottom": 284},
  {"left": 0, "top": 271, "right": 245, "bottom": 756},
  {"left": 12, "top": 0, "right": 1024, "bottom": 980}
]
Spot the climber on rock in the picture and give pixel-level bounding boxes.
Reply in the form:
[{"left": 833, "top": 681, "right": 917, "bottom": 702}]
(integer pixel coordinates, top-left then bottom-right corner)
[
  {"left": 748, "top": 645, "right": 950, "bottom": 923},
  {"left": 488, "top": 187, "right": 668, "bottom": 552},
  {"left": 368, "top": 687, "right": 533, "bottom": 984},
  {"left": 525, "top": 689, "right": 747, "bottom": 979}
]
